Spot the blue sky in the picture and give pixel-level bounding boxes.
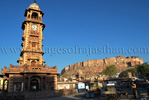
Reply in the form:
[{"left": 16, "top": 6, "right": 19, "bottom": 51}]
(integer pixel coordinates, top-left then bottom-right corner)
[{"left": 0, "top": 0, "right": 148, "bottom": 73}]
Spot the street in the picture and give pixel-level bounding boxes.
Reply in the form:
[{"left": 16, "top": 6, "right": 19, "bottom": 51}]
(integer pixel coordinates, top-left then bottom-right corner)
[{"left": 27, "top": 92, "right": 104, "bottom": 100}]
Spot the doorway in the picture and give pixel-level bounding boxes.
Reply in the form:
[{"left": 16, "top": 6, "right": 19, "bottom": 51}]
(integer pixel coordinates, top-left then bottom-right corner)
[{"left": 30, "top": 79, "right": 39, "bottom": 91}]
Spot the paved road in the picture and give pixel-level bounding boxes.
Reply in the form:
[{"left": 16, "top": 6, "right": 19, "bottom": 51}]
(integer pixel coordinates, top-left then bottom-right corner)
[
  {"left": 27, "top": 92, "right": 105, "bottom": 100},
  {"left": 27, "top": 93, "right": 138, "bottom": 100},
  {"left": 27, "top": 88, "right": 147, "bottom": 100}
]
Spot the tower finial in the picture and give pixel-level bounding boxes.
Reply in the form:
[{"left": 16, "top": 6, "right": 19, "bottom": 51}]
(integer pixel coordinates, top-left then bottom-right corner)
[{"left": 34, "top": 0, "right": 36, "bottom": 3}]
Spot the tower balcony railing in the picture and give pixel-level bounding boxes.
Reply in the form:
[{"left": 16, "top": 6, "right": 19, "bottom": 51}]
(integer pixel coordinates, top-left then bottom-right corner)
[
  {"left": 29, "top": 64, "right": 43, "bottom": 68},
  {"left": 1, "top": 64, "right": 23, "bottom": 74},
  {"left": 30, "top": 33, "right": 39, "bottom": 37},
  {"left": 22, "top": 64, "right": 58, "bottom": 73},
  {"left": 20, "top": 48, "right": 43, "bottom": 53},
  {"left": 31, "top": 31, "right": 39, "bottom": 35},
  {"left": 29, "top": 39, "right": 39, "bottom": 43},
  {"left": 25, "top": 17, "right": 42, "bottom": 23}
]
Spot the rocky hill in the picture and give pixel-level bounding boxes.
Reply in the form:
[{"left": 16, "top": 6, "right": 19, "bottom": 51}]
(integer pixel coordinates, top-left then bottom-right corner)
[{"left": 61, "top": 56, "right": 143, "bottom": 78}]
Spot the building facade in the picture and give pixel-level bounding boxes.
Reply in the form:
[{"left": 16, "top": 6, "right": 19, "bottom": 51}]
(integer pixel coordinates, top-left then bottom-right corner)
[{"left": 1, "top": 1, "right": 59, "bottom": 93}]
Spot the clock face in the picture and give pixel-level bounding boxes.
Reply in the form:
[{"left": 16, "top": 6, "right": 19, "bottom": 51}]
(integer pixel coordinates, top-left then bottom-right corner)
[{"left": 32, "top": 25, "right": 38, "bottom": 30}]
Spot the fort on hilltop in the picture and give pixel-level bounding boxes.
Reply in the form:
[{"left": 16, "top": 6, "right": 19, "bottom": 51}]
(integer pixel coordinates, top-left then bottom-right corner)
[{"left": 61, "top": 56, "right": 143, "bottom": 78}]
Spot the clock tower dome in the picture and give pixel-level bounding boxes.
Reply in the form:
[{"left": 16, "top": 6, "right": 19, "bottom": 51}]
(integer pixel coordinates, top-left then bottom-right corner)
[{"left": 18, "top": 1, "right": 45, "bottom": 66}]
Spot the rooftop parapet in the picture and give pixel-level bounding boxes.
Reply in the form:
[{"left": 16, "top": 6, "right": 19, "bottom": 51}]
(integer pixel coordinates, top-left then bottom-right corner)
[{"left": 1, "top": 64, "right": 58, "bottom": 74}]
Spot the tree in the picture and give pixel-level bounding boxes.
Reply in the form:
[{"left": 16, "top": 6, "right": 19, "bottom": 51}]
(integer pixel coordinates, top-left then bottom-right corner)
[
  {"left": 119, "top": 68, "right": 137, "bottom": 77},
  {"left": 137, "top": 63, "right": 149, "bottom": 79},
  {"left": 103, "top": 65, "right": 117, "bottom": 78}
]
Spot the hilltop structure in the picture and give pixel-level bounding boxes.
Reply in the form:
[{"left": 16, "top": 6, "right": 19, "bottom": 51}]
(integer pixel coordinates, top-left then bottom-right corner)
[
  {"left": 1, "top": 1, "right": 59, "bottom": 95},
  {"left": 61, "top": 56, "right": 143, "bottom": 78}
]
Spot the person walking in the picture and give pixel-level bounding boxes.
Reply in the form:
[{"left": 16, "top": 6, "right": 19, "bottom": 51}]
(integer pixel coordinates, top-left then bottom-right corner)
[
  {"left": 131, "top": 82, "right": 138, "bottom": 99},
  {"left": 96, "top": 85, "right": 101, "bottom": 96}
]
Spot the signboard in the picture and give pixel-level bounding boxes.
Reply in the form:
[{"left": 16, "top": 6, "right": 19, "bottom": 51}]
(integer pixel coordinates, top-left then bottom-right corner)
[
  {"left": 58, "top": 84, "right": 70, "bottom": 89},
  {"left": 77, "top": 82, "right": 85, "bottom": 89},
  {"left": 98, "top": 82, "right": 103, "bottom": 87}
]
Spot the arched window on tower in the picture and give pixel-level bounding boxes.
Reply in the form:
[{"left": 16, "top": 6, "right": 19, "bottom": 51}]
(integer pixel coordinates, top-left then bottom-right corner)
[
  {"left": 31, "top": 61, "right": 36, "bottom": 66},
  {"left": 28, "top": 14, "right": 30, "bottom": 19},
  {"left": 32, "top": 13, "right": 38, "bottom": 19},
  {"left": 32, "top": 43, "right": 36, "bottom": 47}
]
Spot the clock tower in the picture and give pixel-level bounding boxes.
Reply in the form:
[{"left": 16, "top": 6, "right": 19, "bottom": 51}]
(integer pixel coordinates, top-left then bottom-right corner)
[
  {"left": 1, "top": 1, "right": 59, "bottom": 95},
  {"left": 18, "top": 2, "right": 45, "bottom": 66}
]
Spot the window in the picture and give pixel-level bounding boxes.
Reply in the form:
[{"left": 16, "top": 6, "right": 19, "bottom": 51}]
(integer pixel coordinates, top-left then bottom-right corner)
[
  {"left": 32, "top": 43, "right": 36, "bottom": 47},
  {"left": 31, "top": 61, "right": 36, "bottom": 66},
  {"left": 28, "top": 14, "right": 30, "bottom": 18},
  {"left": 32, "top": 13, "right": 38, "bottom": 19}
]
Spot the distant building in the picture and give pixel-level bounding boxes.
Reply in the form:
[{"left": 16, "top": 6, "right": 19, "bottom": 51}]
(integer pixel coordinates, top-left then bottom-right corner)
[
  {"left": 61, "top": 56, "right": 143, "bottom": 78},
  {"left": 57, "top": 82, "right": 77, "bottom": 90}
]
